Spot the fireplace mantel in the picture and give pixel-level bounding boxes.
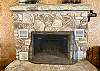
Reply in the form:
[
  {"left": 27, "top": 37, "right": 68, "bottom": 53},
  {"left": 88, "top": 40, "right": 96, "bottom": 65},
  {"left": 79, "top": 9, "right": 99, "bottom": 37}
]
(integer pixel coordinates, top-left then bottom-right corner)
[{"left": 10, "top": 4, "right": 91, "bottom": 11}]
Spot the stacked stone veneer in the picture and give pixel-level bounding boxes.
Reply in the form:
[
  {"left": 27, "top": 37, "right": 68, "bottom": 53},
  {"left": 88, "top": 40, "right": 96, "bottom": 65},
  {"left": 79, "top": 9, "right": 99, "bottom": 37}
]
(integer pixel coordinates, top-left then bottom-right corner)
[{"left": 11, "top": 4, "right": 90, "bottom": 60}]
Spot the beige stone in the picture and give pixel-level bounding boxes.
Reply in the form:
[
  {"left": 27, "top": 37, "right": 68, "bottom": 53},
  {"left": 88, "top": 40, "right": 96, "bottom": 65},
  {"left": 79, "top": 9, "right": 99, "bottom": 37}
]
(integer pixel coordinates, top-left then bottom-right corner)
[
  {"left": 5, "top": 60, "right": 97, "bottom": 71},
  {"left": 39, "top": 0, "right": 63, "bottom": 4},
  {"left": 0, "top": 0, "right": 18, "bottom": 70}
]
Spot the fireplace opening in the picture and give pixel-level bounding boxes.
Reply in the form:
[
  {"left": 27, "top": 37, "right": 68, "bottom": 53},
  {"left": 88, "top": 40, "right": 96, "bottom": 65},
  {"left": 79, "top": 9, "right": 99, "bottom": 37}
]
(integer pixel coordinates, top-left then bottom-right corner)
[{"left": 29, "top": 31, "right": 77, "bottom": 65}]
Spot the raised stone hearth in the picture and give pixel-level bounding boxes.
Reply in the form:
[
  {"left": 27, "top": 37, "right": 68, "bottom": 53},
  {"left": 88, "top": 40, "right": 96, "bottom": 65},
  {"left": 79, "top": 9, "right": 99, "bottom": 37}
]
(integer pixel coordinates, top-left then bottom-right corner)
[
  {"left": 10, "top": 4, "right": 94, "bottom": 64},
  {"left": 5, "top": 60, "right": 97, "bottom": 71}
]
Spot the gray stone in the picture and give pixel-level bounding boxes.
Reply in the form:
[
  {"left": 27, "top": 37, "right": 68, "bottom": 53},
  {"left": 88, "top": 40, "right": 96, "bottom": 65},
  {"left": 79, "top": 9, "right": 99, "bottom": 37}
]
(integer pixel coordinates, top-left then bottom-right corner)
[
  {"left": 23, "top": 13, "right": 32, "bottom": 24},
  {"left": 5, "top": 60, "right": 97, "bottom": 71},
  {"left": 81, "top": 12, "right": 88, "bottom": 17},
  {"left": 34, "top": 20, "right": 45, "bottom": 31},
  {"left": 12, "top": 8, "right": 89, "bottom": 60}
]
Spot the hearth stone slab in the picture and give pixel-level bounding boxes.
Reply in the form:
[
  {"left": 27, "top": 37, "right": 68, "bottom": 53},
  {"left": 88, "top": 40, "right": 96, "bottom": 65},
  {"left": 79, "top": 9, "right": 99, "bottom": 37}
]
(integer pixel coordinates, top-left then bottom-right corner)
[{"left": 5, "top": 60, "right": 97, "bottom": 71}]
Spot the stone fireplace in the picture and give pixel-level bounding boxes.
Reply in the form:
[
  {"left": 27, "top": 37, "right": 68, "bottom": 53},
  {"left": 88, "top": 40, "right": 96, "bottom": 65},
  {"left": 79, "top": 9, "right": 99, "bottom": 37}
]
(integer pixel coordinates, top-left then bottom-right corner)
[{"left": 10, "top": 4, "right": 96, "bottom": 64}]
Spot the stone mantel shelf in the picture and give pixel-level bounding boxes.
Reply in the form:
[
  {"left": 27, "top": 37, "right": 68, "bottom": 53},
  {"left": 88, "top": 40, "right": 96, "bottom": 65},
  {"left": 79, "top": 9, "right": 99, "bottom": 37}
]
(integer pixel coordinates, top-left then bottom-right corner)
[{"left": 10, "top": 4, "right": 91, "bottom": 11}]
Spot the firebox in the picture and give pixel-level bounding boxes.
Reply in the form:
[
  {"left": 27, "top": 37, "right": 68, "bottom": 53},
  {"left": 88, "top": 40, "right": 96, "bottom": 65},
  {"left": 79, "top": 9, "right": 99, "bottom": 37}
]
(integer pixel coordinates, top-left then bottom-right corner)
[{"left": 29, "top": 31, "right": 77, "bottom": 65}]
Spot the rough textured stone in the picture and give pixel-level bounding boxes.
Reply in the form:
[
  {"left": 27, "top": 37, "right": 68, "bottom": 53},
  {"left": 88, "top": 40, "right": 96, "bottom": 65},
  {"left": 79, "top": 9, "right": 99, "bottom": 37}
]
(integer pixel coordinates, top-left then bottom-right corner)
[
  {"left": 10, "top": 4, "right": 90, "bottom": 11},
  {"left": 10, "top": 4, "right": 90, "bottom": 61},
  {"left": 5, "top": 60, "right": 97, "bottom": 71}
]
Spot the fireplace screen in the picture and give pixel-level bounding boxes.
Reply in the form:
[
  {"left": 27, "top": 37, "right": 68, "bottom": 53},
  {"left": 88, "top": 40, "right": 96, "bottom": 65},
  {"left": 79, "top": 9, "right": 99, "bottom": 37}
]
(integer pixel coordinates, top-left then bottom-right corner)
[{"left": 29, "top": 31, "right": 77, "bottom": 65}]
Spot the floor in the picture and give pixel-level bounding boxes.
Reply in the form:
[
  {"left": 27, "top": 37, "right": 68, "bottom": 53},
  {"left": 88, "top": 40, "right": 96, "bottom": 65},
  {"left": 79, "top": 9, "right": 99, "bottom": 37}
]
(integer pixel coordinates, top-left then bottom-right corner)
[{"left": 5, "top": 60, "right": 97, "bottom": 71}]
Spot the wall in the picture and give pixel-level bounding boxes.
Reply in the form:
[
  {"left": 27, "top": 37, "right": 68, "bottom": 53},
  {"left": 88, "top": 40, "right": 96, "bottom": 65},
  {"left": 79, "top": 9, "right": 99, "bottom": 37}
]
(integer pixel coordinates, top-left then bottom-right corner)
[
  {"left": 0, "top": 0, "right": 18, "bottom": 70},
  {"left": 82, "top": 0, "right": 100, "bottom": 47}
]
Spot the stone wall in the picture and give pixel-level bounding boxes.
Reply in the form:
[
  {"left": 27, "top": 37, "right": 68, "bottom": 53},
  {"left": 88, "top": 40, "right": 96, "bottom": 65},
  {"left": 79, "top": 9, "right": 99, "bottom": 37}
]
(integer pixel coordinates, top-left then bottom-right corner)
[{"left": 11, "top": 4, "right": 89, "bottom": 61}]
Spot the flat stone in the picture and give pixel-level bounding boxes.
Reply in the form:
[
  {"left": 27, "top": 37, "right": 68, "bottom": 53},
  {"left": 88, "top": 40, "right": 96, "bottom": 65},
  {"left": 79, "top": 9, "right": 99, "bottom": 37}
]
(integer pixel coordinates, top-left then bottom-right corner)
[
  {"left": 34, "top": 20, "right": 45, "bottom": 31},
  {"left": 5, "top": 60, "right": 97, "bottom": 71},
  {"left": 10, "top": 4, "right": 91, "bottom": 11},
  {"left": 25, "top": 39, "right": 31, "bottom": 46},
  {"left": 81, "top": 12, "right": 88, "bottom": 17},
  {"left": 23, "top": 13, "right": 32, "bottom": 24},
  {"left": 19, "top": 52, "right": 28, "bottom": 60},
  {"left": 52, "top": 19, "right": 62, "bottom": 27},
  {"left": 75, "top": 17, "right": 84, "bottom": 20}
]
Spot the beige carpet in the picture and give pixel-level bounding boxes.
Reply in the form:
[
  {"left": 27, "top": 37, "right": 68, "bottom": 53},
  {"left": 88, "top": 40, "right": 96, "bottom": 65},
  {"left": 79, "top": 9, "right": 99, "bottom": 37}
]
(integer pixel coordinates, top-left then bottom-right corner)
[{"left": 5, "top": 60, "right": 97, "bottom": 71}]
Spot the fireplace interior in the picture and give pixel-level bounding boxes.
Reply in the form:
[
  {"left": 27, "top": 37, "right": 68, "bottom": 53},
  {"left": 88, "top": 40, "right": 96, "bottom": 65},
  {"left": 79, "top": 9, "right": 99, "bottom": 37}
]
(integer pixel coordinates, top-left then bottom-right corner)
[{"left": 29, "top": 31, "right": 76, "bottom": 65}]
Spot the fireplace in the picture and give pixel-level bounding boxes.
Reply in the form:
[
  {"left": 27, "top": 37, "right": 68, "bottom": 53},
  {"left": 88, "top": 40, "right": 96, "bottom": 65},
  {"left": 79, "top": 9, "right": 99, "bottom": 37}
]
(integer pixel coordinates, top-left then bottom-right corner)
[
  {"left": 28, "top": 31, "right": 77, "bottom": 64},
  {"left": 10, "top": 4, "right": 96, "bottom": 65}
]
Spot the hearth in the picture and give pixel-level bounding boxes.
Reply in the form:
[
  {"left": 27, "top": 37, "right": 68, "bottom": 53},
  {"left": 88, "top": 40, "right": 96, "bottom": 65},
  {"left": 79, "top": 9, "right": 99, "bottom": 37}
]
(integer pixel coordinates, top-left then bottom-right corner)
[{"left": 28, "top": 31, "right": 77, "bottom": 64}]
